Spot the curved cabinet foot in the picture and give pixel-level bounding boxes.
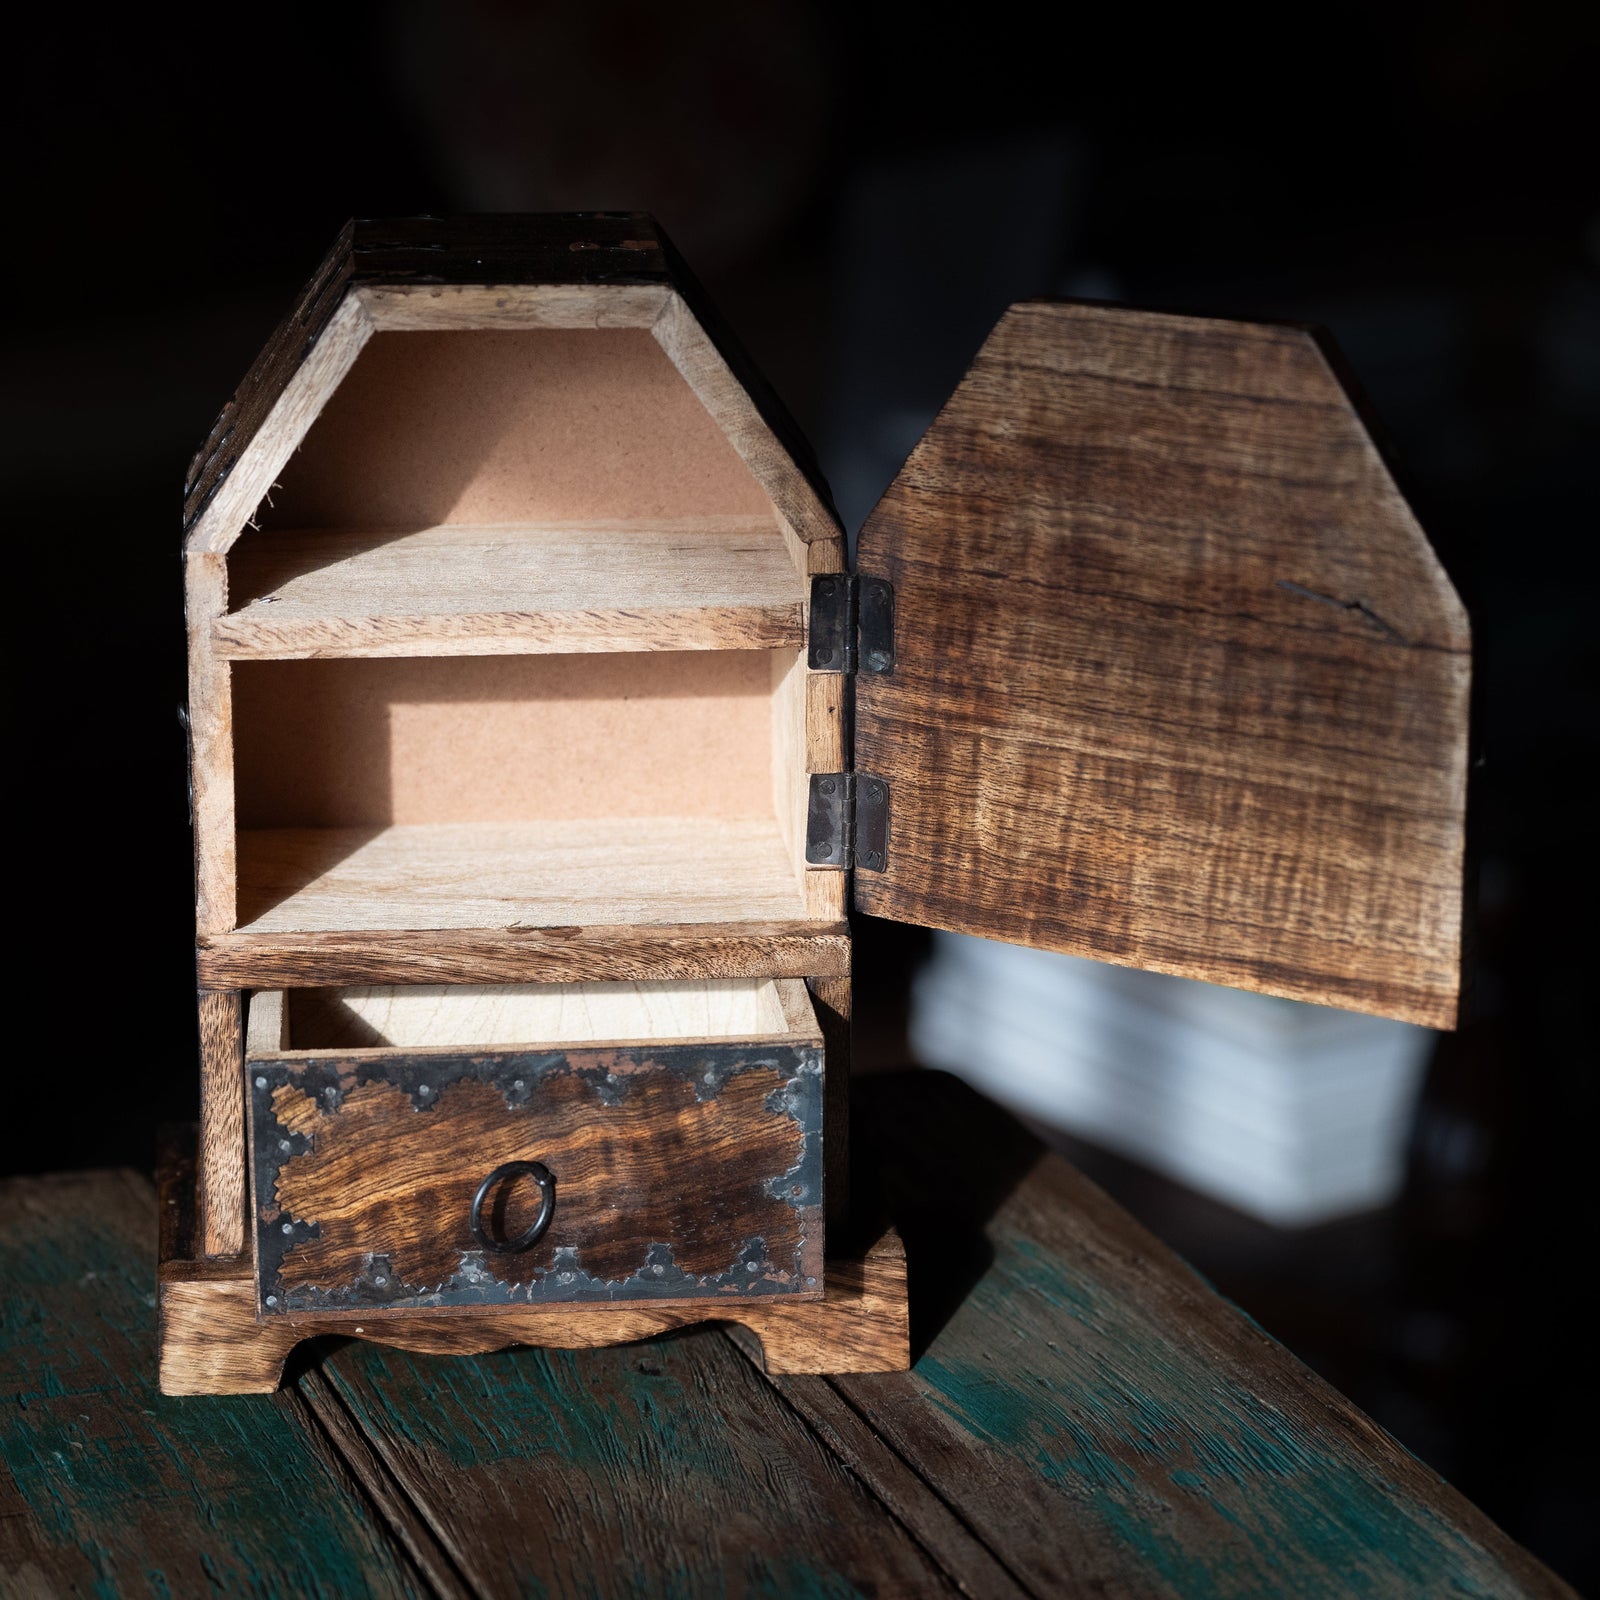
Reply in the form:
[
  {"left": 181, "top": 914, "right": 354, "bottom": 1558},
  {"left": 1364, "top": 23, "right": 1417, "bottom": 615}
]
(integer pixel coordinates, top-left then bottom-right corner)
[{"left": 158, "top": 1148, "right": 907, "bottom": 1396}]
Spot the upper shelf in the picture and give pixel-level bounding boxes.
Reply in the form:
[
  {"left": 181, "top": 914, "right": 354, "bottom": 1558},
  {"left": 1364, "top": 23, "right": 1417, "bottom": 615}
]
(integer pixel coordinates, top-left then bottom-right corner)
[{"left": 213, "top": 517, "right": 807, "bottom": 659}]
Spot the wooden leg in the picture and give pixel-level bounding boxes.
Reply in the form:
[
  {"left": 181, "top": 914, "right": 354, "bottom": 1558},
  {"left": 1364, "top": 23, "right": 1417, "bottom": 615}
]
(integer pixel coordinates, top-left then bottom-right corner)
[
  {"left": 160, "top": 1269, "right": 301, "bottom": 1395},
  {"left": 725, "top": 1231, "right": 909, "bottom": 1375},
  {"left": 196, "top": 989, "right": 246, "bottom": 1257}
]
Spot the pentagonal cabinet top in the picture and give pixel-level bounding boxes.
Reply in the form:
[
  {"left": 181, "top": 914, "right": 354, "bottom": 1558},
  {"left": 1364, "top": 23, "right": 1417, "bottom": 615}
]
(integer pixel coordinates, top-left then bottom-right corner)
[{"left": 184, "top": 214, "right": 839, "bottom": 564}]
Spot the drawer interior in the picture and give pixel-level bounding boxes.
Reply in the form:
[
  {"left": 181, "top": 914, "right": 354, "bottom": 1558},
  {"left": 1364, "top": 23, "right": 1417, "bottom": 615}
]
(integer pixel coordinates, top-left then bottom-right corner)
[{"left": 246, "top": 976, "right": 820, "bottom": 1055}]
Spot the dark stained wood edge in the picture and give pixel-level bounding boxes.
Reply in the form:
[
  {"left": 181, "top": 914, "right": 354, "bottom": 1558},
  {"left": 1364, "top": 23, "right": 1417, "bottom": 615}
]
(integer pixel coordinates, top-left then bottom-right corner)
[
  {"left": 736, "top": 1369, "right": 1032, "bottom": 1600},
  {"left": 157, "top": 1124, "right": 198, "bottom": 1265},
  {"left": 183, "top": 215, "right": 672, "bottom": 536},
  {"left": 183, "top": 223, "right": 356, "bottom": 535},
  {"left": 294, "top": 1368, "right": 476, "bottom": 1600},
  {"left": 196, "top": 921, "right": 851, "bottom": 988}
]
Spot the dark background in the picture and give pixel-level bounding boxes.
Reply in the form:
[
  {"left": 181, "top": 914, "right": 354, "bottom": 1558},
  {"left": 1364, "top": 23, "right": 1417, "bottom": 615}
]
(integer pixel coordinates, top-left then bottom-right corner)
[{"left": 9, "top": 2, "right": 1597, "bottom": 1587}]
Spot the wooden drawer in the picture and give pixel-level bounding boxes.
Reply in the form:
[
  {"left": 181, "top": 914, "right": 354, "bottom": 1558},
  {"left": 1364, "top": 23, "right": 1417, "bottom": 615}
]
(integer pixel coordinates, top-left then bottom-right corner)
[{"left": 245, "top": 979, "right": 824, "bottom": 1316}]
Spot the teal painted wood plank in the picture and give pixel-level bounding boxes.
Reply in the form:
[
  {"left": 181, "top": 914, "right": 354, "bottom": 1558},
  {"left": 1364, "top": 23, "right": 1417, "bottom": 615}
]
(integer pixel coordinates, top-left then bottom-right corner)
[
  {"left": 320, "top": 1328, "right": 953, "bottom": 1599},
  {"left": 818, "top": 1073, "right": 1575, "bottom": 1600},
  {"left": 0, "top": 1171, "right": 424, "bottom": 1599}
]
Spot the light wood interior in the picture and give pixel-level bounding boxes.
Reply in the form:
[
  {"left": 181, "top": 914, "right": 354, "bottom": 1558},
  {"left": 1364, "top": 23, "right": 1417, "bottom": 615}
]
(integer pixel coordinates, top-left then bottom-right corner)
[
  {"left": 215, "top": 323, "right": 828, "bottom": 937},
  {"left": 222, "top": 327, "right": 804, "bottom": 657},
  {"left": 235, "top": 820, "right": 808, "bottom": 931},
  {"left": 231, "top": 651, "right": 813, "bottom": 931},
  {"left": 234, "top": 654, "right": 775, "bottom": 827},
  {"left": 258, "top": 328, "right": 774, "bottom": 529},
  {"left": 246, "top": 978, "right": 819, "bottom": 1054},
  {"left": 215, "top": 519, "right": 806, "bottom": 659}
]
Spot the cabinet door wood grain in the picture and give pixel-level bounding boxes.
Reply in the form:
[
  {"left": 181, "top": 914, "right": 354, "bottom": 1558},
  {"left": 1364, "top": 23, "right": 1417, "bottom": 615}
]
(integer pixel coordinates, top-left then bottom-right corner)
[{"left": 855, "top": 301, "right": 1469, "bottom": 1028}]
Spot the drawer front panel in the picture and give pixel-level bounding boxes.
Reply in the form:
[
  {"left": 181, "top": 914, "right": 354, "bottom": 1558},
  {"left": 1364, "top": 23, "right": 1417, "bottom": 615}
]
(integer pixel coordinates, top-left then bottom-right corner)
[{"left": 248, "top": 1042, "right": 822, "bottom": 1315}]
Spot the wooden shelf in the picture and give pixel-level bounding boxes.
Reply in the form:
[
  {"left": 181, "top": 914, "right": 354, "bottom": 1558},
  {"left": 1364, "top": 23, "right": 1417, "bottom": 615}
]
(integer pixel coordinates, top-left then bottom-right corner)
[
  {"left": 236, "top": 818, "right": 809, "bottom": 933},
  {"left": 214, "top": 518, "right": 806, "bottom": 660}
]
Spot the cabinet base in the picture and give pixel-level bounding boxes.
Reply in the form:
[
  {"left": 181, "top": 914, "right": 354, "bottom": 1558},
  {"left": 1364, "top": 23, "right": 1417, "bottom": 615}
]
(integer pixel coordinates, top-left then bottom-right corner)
[{"left": 156, "top": 1134, "right": 908, "bottom": 1396}]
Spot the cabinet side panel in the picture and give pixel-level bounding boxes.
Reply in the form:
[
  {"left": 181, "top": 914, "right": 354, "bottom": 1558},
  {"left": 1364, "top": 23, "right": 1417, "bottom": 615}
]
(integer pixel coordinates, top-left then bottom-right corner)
[{"left": 186, "top": 551, "right": 235, "bottom": 933}]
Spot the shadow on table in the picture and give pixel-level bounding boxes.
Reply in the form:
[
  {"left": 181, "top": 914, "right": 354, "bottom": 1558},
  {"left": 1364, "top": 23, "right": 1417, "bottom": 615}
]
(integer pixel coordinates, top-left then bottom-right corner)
[{"left": 850, "top": 1069, "right": 1044, "bottom": 1365}]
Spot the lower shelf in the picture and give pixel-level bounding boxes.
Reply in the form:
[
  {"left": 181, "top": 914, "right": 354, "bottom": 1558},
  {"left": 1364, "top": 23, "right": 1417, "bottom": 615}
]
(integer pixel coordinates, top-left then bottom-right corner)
[
  {"left": 236, "top": 818, "right": 809, "bottom": 933},
  {"left": 157, "top": 1141, "right": 908, "bottom": 1395}
]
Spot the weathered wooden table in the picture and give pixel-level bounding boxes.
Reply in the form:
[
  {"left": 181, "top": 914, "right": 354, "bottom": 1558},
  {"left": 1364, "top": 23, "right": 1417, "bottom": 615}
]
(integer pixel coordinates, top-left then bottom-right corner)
[{"left": 2, "top": 1072, "right": 1572, "bottom": 1598}]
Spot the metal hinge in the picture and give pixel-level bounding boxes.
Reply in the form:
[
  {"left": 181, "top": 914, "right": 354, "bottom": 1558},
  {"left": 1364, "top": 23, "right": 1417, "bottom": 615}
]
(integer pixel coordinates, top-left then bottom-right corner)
[
  {"left": 808, "top": 574, "right": 895, "bottom": 675},
  {"left": 806, "top": 772, "right": 890, "bottom": 872}
]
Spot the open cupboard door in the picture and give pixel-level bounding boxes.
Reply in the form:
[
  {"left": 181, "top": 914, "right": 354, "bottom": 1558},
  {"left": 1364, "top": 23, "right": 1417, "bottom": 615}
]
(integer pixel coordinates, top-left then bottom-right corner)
[{"left": 850, "top": 301, "right": 1470, "bottom": 1030}]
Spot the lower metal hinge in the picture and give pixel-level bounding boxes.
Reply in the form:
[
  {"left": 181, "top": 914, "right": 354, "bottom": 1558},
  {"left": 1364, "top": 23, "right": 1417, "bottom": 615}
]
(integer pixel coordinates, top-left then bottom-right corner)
[
  {"left": 806, "top": 772, "right": 890, "bottom": 871},
  {"left": 808, "top": 574, "right": 895, "bottom": 675}
]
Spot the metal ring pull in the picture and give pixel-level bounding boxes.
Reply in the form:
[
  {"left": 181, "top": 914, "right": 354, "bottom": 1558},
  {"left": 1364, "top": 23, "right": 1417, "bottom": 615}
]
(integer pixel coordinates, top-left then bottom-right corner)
[{"left": 470, "top": 1160, "right": 555, "bottom": 1254}]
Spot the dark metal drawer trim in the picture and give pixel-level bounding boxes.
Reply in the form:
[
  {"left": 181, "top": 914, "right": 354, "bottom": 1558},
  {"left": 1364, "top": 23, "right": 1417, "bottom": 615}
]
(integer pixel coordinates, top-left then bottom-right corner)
[{"left": 248, "top": 1041, "right": 823, "bottom": 1316}]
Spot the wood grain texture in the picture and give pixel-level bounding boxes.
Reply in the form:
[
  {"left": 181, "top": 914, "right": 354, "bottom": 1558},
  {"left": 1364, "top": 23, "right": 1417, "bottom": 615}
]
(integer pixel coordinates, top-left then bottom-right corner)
[
  {"left": 770, "top": 646, "right": 809, "bottom": 890},
  {"left": 248, "top": 1040, "right": 824, "bottom": 1313},
  {"left": 744, "top": 1367, "right": 1032, "bottom": 1599},
  {"left": 294, "top": 1367, "right": 474, "bottom": 1600},
  {"left": 805, "top": 1072, "right": 1573, "bottom": 1600},
  {"left": 314, "top": 1322, "right": 941, "bottom": 1598},
  {"left": 183, "top": 216, "right": 668, "bottom": 551},
  {"left": 651, "top": 286, "right": 841, "bottom": 547},
  {"left": 186, "top": 291, "right": 374, "bottom": 554},
  {"left": 855, "top": 301, "right": 1470, "bottom": 1028},
  {"left": 770, "top": 647, "right": 850, "bottom": 920},
  {"left": 1, "top": 1170, "right": 425, "bottom": 1596},
  {"left": 245, "top": 986, "right": 288, "bottom": 1055},
  {"left": 184, "top": 549, "right": 235, "bottom": 933},
  {"left": 196, "top": 920, "right": 852, "bottom": 989},
  {"left": 805, "top": 665, "right": 850, "bottom": 920},
  {"left": 355, "top": 279, "right": 668, "bottom": 331},
  {"left": 196, "top": 987, "right": 245, "bottom": 1256},
  {"left": 50, "top": 1119, "right": 1565, "bottom": 1595},
  {"left": 216, "top": 519, "right": 805, "bottom": 659},
  {"left": 234, "top": 818, "right": 809, "bottom": 933}
]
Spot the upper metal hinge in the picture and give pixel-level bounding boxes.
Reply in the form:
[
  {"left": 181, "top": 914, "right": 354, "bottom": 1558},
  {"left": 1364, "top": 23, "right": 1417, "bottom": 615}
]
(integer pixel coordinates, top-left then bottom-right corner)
[
  {"left": 805, "top": 771, "right": 890, "bottom": 872},
  {"left": 808, "top": 573, "right": 895, "bottom": 676}
]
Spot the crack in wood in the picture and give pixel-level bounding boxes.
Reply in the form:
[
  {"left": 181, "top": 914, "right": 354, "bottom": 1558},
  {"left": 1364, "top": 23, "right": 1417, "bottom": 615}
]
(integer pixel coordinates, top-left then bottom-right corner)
[{"left": 1277, "top": 579, "right": 1409, "bottom": 644}]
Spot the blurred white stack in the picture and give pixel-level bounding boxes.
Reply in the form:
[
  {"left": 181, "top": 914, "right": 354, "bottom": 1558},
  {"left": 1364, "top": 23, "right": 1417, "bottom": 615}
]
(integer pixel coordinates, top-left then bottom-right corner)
[{"left": 909, "top": 932, "right": 1435, "bottom": 1227}]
